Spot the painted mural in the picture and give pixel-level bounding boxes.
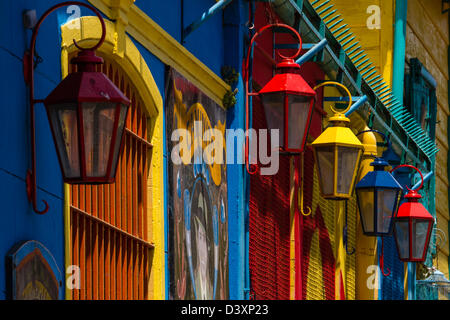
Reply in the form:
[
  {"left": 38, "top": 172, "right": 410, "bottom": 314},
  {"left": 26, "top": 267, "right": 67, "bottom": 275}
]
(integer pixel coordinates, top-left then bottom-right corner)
[
  {"left": 165, "top": 68, "right": 229, "bottom": 300},
  {"left": 7, "top": 241, "right": 62, "bottom": 300}
]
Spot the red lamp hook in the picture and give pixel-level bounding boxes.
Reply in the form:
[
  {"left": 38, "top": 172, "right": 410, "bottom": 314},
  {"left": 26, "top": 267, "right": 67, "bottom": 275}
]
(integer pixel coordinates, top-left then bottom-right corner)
[
  {"left": 25, "top": 1, "right": 106, "bottom": 214},
  {"left": 379, "top": 237, "right": 391, "bottom": 277},
  {"left": 390, "top": 164, "right": 424, "bottom": 193},
  {"left": 244, "top": 23, "right": 303, "bottom": 175},
  {"left": 295, "top": 153, "right": 311, "bottom": 217},
  {"left": 244, "top": 23, "right": 303, "bottom": 80}
]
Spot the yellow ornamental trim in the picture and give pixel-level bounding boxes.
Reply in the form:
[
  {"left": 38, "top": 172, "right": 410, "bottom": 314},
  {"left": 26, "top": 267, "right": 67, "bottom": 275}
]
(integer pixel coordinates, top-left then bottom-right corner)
[
  {"left": 61, "top": 16, "right": 165, "bottom": 300},
  {"left": 61, "top": 17, "right": 162, "bottom": 117}
]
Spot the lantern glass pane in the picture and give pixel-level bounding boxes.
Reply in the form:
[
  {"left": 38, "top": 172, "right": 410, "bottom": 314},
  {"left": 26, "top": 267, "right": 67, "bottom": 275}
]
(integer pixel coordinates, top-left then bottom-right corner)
[
  {"left": 82, "top": 102, "right": 117, "bottom": 177},
  {"left": 356, "top": 189, "right": 374, "bottom": 233},
  {"left": 315, "top": 146, "right": 335, "bottom": 195},
  {"left": 261, "top": 93, "right": 284, "bottom": 148},
  {"left": 48, "top": 103, "right": 80, "bottom": 178},
  {"left": 109, "top": 104, "right": 128, "bottom": 178},
  {"left": 395, "top": 220, "right": 410, "bottom": 260},
  {"left": 377, "top": 189, "right": 398, "bottom": 234},
  {"left": 337, "top": 147, "right": 360, "bottom": 194},
  {"left": 412, "top": 220, "right": 430, "bottom": 260},
  {"left": 287, "top": 95, "right": 311, "bottom": 150}
]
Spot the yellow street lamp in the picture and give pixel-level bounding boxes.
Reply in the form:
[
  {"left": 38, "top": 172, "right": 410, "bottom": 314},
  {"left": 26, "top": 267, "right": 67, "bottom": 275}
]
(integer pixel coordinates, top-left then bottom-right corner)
[{"left": 311, "top": 82, "right": 363, "bottom": 200}]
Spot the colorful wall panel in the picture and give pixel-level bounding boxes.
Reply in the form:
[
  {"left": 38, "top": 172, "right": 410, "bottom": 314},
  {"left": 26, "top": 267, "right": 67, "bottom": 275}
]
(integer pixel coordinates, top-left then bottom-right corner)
[
  {"left": 165, "top": 68, "right": 229, "bottom": 300},
  {"left": 249, "top": 96, "right": 291, "bottom": 300},
  {"left": 406, "top": 0, "right": 450, "bottom": 281},
  {"left": 299, "top": 147, "right": 357, "bottom": 300}
]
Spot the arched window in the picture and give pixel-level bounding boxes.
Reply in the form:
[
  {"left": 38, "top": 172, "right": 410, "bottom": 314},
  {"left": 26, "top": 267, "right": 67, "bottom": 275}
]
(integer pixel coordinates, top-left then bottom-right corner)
[{"left": 69, "top": 53, "right": 153, "bottom": 300}]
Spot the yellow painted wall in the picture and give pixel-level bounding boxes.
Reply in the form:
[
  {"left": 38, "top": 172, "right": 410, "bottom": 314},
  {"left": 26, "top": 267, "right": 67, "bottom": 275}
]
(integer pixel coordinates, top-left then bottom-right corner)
[
  {"left": 315, "top": 0, "right": 450, "bottom": 295},
  {"left": 321, "top": 0, "right": 394, "bottom": 86},
  {"left": 406, "top": 0, "right": 450, "bottom": 280},
  {"left": 310, "top": 0, "right": 395, "bottom": 299}
]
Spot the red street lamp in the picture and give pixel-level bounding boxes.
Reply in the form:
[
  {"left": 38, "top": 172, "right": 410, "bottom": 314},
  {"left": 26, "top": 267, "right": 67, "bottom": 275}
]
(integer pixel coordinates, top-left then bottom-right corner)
[
  {"left": 244, "top": 23, "right": 316, "bottom": 174},
  {"left": 23, "top": 2, "right": 130, "bottom": 214},
  {"left": 391, "top": 165, "right": 434, "bottom": 263},
  {"left": 44, "top": 50, "right": 130, "bottom": 184},
  {"left": 258, "top": 58, "right": 316, "bottom": 154}
]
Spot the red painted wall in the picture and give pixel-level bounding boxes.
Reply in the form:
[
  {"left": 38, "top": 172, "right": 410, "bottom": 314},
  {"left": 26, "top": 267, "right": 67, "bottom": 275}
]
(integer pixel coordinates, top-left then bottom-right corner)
[{"left": 248, "top": 2, "right": 325, "bottom": 300}]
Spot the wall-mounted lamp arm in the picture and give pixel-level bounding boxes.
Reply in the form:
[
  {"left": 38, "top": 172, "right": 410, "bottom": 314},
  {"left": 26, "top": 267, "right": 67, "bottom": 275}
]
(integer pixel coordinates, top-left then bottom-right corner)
[
  {"left": 344, "top": 95, "right": 368, "bottom": 117},
  {"left": 412, "top": 171, "right": 434, "bottom": 190},
  {"left": 182, "top": 0, "right": 233, "bottom": 43},
  {"left": 295, "top": 38, "right": 328, "bottom": 66},
  {"left": 356, "top": 128, "right": 390, "bottom": 149},
  {"left": 390, "top": 164, "right": 424, "bottom": 192}
]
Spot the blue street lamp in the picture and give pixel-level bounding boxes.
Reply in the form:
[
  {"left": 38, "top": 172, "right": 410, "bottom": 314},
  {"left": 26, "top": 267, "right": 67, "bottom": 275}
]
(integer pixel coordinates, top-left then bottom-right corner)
[{"left": 355, "top": 130, "right": 403, "bottom": 236}]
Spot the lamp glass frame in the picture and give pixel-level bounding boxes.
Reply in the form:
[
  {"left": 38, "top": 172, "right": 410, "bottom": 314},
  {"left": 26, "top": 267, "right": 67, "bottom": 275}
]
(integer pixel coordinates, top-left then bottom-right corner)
[
  {"left": 45, "top": 101, "right": 129, "bottom": 184},
  {"left": 394, "top": 216, "right": 434, "bottom": 262},
  {"left": 312, "top": 141, "right": 363, "bottom": 200},
  {"left": 356, "top": 186, "right": 403, "bottom": 236}
]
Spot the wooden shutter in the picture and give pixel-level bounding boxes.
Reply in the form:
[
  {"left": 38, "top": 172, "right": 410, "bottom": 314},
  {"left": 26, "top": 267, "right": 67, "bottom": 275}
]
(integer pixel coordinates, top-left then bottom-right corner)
[
  {"left": 406, "top": 58, "right": 437, "bottom": 142},
  {"left": 69, "top": 54, "right": 154, "bottom": 300}
]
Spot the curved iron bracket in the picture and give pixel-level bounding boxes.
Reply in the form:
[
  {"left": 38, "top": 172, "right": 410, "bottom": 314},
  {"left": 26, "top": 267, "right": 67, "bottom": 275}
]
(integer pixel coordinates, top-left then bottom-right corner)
[
  {"left": 23, "top": 1, "right": 106, "bottom": 214},
  {"left": 243, "top": 23, "right": 303, "bottom": 175},
  {"left": 298, "top": 152, "right": 311, "bottom": 216}
]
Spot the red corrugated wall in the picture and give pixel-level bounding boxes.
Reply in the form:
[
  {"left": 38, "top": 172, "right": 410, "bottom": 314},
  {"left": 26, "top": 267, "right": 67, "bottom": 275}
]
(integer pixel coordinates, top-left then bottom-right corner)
[
  {"left": 248, "top": 1, "right": 327, "bottom": 300},
  {"left": 249, "top": 96, "right": 291, "bottom": 300}
]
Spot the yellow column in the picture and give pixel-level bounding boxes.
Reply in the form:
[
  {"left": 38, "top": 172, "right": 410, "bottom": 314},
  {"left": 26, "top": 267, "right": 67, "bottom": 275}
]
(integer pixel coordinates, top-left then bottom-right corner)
[
  {"left": 290, "top": 157, "right": 296, "bottom": 300},
  {"left": 109, "top": 0, "right": 135, "bottom": 57},
  {"left": 61, "top": 47, "right": 72, "bottom": 300}
]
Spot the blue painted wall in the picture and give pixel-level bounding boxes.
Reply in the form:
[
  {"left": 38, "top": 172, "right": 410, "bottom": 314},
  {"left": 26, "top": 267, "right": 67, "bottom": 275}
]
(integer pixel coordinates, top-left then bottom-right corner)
[
  {"left": 0, "top": 0, "right": 81, "bottom": 299},
  {"left": 223, "top": 0, "right": 247, "bottom": 300},
  {"left": 136, "top": 0, "right": 225, "bottom": 78},
  {"left": 380, "top": 148, "right": 406, "bottom": 300}
]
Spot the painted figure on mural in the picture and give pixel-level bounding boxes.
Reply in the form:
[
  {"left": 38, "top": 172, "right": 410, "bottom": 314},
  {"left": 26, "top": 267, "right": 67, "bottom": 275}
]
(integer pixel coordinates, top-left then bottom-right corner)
[
  {"left": 166, "top": 69, "right": 229, "bottom": 300},
  {"left": 193, "top": 215, "right": 213, "bottom": 299}
]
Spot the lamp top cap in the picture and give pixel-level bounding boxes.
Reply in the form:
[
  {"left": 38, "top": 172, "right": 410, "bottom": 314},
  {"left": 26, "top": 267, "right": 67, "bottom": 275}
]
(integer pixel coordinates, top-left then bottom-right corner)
[
  {"left": 276, "top": 58, "right": 301, "bottom": 70},
  {"left": 370, "top": 157, "right": 389, "bottom": 169},
  {"left": 329, "top": 112, "right": 350, "bottom": 123},
  {"left": 71, "top": 50, "right": 104, "bottom": 66},
  {"left": 404, "top": 188, "right": 422, "bottom": 200}
]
